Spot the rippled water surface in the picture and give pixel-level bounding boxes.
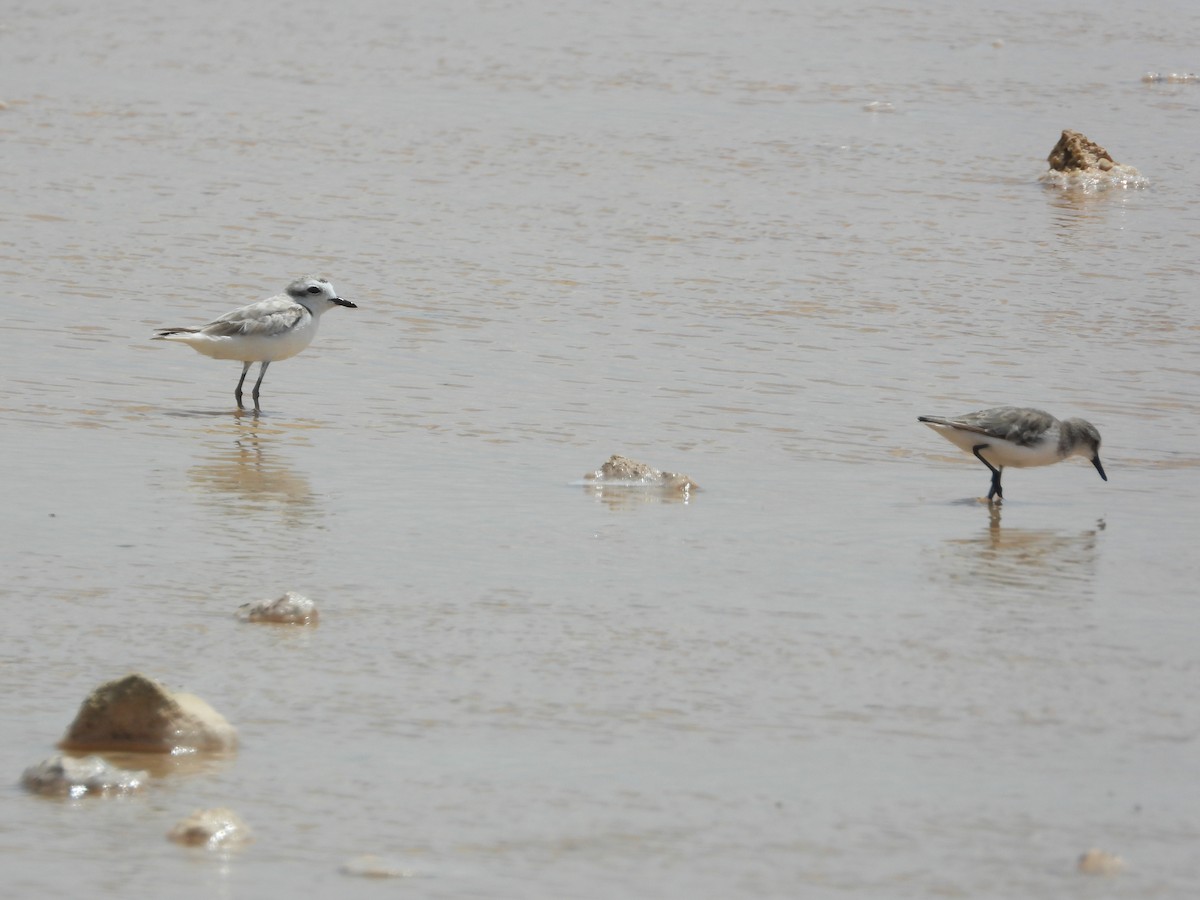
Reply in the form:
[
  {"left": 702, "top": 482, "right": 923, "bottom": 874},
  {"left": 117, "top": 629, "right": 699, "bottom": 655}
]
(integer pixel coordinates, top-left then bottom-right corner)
[{"left": 3, "top": 1, "right": 1199, "bottom": 897}]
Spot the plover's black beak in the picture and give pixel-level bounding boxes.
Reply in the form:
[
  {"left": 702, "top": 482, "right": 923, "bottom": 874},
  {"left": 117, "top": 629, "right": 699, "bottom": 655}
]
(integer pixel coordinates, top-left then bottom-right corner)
[
  {"left": 333, "top": 297, "right": 357, "bottom": 308},
  {"left": 1092, "top": 456, "right": 1107, "bottom": 481}
]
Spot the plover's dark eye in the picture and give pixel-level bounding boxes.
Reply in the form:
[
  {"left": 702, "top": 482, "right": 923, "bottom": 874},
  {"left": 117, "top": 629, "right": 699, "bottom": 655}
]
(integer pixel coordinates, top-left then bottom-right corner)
[{"left": 306, "top": 286, "right": 321, "bottom": 294}]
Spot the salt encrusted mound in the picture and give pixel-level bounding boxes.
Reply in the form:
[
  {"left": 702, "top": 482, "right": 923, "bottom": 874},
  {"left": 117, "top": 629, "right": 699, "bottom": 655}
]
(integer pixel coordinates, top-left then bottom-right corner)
[
  {"left": 584, "top": 454, "right": 699, "bottom": 493},
  {"left": 59, "top": 674, "right": 237, "bottom": 754},
  {"left": 168, "top": 807, "right": 252, "bottom": 849},
  {"left": 237, "top": 591, "right": 318, "bottom": 624},
  {"left": 21, "top": 754, "right": 148, "bottom": 798},
  {"left": 1041, "top": 129, "right": 1147, "bottom": 189}
]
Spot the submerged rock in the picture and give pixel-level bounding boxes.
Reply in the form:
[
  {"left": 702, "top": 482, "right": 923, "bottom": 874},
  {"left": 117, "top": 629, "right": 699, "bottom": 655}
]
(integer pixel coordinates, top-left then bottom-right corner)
[
  {"left": 1142, "top": 71, "right": 1198, "bottom": 84},
  {"left": 59, "top": 674, "right": 237, "bottom": 754},
  {"left": 1041, "top": 129, "right": 1147, "bottom": 189},
  {"left": 21, "top": 754, "right": 148, "bottom": 798},
  {"left": 583, "top": 454, "right": 699, "bottom": 493},
  {"left": 237, "top": 591, "right": 318, "bottom": 624},
  {"left": 1077, "top": 848, "right": 1125, "bottom": 876},
  {"left": 340, "top": 855, "right": 417, "bottom": 879},
  {"left": 168, "top": 807, "right": 252, "bottom": 849}
]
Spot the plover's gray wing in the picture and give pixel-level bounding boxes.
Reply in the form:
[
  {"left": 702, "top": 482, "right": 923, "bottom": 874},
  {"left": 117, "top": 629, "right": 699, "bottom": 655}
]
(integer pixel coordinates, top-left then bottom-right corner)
[
  {"left": 199, "top": 298, "right": 307, "bottom": 338},
  {"left": 944, "top": 408, "right": 1056, "bottom": 446}
]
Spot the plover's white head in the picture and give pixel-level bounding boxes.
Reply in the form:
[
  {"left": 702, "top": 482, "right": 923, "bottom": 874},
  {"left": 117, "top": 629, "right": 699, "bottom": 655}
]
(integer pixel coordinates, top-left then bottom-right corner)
[{"left": 287, "top": 275, "right": 357, "bottom": 310}]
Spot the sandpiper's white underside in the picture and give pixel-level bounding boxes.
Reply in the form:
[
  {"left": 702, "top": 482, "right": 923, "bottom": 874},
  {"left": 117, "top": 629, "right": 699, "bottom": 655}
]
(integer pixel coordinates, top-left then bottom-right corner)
[{"left": 920, "top": 421, "right": 1064, "bottom": 469}]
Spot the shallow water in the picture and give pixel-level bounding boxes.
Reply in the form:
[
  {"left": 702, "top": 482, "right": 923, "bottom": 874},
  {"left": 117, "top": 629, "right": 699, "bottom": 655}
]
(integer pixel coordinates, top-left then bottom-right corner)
[{"left": 2, "top": 1, "right": 1199, "bottom": 897}]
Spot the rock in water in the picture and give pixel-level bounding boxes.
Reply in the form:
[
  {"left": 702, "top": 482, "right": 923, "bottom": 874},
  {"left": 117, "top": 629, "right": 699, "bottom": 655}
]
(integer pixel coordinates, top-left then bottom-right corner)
[
  {"left": 1141, "top": 71, "right": 1198, "bottom": 83},
  {"left": 168, "top": 808, "right": 252, "bottom": 848},
  {"left": 1047, "top": 129, "right": 1116, "bottom": 172},
  {"left": 237, "top": 591, "right": 319, "bottom": 624},
  {"left": 584, "top": 454, "right": 699, "bottom": 493},
  {"left": 59, "top": 673, "right": 237, "bottom": 754},
  {"left": 1077, "top": 848, "right": 1125, "bottom": 876},
  {"left": 340, "top": 855, "right": 417, "bottom": 879},
  {"left": 21, "top": 754, "right": 148, "bottom": 798},
  {"left": 1041, "top": 129, "right": 1146, "bottom": 189}
]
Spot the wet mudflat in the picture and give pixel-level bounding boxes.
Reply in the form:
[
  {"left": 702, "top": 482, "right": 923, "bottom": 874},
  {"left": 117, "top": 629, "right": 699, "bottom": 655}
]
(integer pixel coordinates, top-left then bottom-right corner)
[{"left": 2, "top": 1, "right": 1199, "bottom": 897}]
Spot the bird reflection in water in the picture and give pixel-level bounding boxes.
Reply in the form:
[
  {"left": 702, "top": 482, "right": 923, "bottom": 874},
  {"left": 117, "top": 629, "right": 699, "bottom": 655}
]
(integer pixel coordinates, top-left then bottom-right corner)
[
  {"left": 936, "top": 503, "right": 1106, "bottom": 599},
  {"left": 188, "top": 411, "right": 317, "bottom": 523}
]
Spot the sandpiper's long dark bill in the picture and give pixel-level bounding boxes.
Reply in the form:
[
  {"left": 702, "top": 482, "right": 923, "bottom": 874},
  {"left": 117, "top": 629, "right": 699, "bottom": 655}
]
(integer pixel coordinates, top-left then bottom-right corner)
[
  {"left": 918, "top": 406, "right": 1106, "bottom": 501},
  {"left": 152, "top": 275, "right": 356, "bottom": 411}
]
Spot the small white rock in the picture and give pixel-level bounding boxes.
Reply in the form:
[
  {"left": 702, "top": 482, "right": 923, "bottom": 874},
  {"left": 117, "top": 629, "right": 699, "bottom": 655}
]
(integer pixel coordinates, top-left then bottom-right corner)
[
  {"left": 237, "top": 591, "right": 318, "bottom": 624},
  {"left": 21, "top": 754, "right": 148, "bottom": 798},
  {"left": 583, "top": 454, "right": 699, "bottom": 493},
  {"left": 169, "top": 808, "right": 252, "bottom": 849},
  {"left": 340, "top": 854, "right": 416, "bottom": 879},
  {"left": 1142, "top": 71, "right": 1198, "bottom": 84}
]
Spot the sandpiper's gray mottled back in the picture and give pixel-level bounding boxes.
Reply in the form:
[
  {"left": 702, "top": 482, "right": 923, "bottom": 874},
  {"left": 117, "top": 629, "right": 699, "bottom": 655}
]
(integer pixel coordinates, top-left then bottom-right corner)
[{"left": 917, "top": 406, "right": 1107, "bottom": 501}]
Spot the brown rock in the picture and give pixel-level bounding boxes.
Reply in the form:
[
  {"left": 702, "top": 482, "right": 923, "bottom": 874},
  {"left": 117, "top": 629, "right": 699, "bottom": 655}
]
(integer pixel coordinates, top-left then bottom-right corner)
[
  {"left": 59, "top": 674, "right": 237, "bottom": 754},
  {"left": 1046, "top": 130, "right": 1116, "bottom": 173},
  {"left": 1041, "top": 129, "right": 1146, "bottom": 189}
]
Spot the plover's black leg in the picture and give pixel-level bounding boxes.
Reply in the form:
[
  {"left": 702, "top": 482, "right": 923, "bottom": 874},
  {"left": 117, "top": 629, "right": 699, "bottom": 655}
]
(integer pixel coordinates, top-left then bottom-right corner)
[
  {"left": 235, "top": 361, "right": 252, "bottom": 410},
  {"left": 251, "top": 361, "right": 270, "bottom": 411}
]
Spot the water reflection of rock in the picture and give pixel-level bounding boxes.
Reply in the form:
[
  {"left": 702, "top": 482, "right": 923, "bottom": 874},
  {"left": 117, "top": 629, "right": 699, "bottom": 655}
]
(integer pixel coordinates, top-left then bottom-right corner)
[
  {"left": 936, "top": 505, "right": 1105, "bottom": 599},
  {"left": 582, "top": 482, "right": 696, "bottom": 510},
  {"left": 188, "top": 416, "right": 317, "bottom": 523}
]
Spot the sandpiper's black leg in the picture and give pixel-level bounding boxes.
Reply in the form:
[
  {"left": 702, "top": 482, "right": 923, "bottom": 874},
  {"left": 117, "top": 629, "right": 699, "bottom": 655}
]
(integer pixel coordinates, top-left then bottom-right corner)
[
  {"left": 251, "top": 361, "right": 270, "bottom": 411},
  {"left": 986, "top": 469, "right": 1004, "bottom": 501},
  {"left": 235, "top": 361, "right": 252, "bottom": 409},
  {"left": 972, "top": 444, "right": 1004, "bottom": 501}
]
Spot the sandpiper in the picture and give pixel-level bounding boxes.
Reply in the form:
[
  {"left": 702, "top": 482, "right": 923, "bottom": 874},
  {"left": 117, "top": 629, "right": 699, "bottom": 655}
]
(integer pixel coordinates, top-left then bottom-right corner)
[{"left": 918, "top": 406, "right": 1107, "bottom": 501}]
